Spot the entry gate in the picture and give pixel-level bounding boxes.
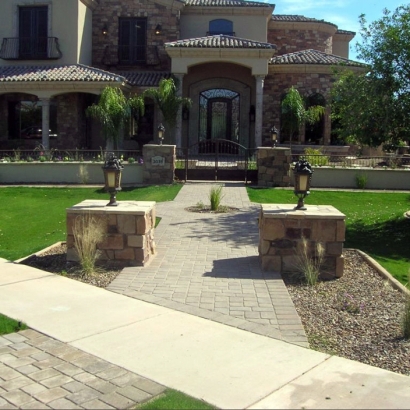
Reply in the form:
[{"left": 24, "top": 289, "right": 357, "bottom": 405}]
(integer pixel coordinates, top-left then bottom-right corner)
[{"left": 176, "top": 139, "right": 257, "bottom": 182}]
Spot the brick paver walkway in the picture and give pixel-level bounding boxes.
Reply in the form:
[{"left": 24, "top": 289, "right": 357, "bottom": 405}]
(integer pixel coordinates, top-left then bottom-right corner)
[
  {"left": 108, "top": 182, "right": 308, "bottom": 347},
  {"left": 0, "top": 330, "right": 166, "bottom": 410}
]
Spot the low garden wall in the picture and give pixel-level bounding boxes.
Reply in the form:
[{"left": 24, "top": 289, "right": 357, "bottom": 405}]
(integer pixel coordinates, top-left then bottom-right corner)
[
  {"left": 292, "top": 167, "right": 410, "bottom": 190},
  {"left": 0, "top": 162, "right": 143, "bottom": 185}
]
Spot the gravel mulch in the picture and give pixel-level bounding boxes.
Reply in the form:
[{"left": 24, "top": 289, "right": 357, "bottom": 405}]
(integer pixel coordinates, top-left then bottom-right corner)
[{"left": 20, "top": 244, "right": 410, "bottom": 376}]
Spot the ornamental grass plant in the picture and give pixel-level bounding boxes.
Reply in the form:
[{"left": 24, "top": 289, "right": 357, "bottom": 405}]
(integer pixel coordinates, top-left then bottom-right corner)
[
  {"left": 294, "top": 237, "right": 325, "bottom": 286},
  {"left": 209, "top": 185, "right": 224, "bottom": 211}
]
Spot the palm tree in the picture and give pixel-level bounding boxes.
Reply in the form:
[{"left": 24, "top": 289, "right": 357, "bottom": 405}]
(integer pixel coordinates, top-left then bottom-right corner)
[
  {"left": 143, "top": 77, "right": 191, "bottom": 143},
  {"left": 281, "top": 86, "right": 325, "bottom": 149},
  {"left": 86, "top": 86, "right": 144, "bottom": 150}
]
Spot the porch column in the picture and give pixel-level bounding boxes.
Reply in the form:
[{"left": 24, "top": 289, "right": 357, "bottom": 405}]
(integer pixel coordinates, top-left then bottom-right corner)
[
  {"left": 40, "top": 98, "right": 50, "bottom": 150},
  {"left": 255, "top": 75, "right": 265, "bottom": 148},
  {"left": 174, "top": 73, "right": 184, "bottom": 148}
]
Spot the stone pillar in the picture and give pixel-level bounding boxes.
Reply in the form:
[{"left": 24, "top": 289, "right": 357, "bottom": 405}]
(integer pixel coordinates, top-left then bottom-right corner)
[
  {"left": 40, "top": 98, "right": 50, "bottom": 149},
  {"left": 255, "top": 75, "right": 265, "bottom": 148},
  {"left": 259, "top": 204, "right": 345, "bottom": 279},
  {"left": 174, "top": 73, "right": 184, "bottom": 148},
  {"left": 66, "top": 200, "right": 156, "bottom": 267},
  {"left": 257, "top": 147, "right": 291, "bottom": 187},
  {"left": 143, "top": 144, "right": 176, "bottom": 184}
]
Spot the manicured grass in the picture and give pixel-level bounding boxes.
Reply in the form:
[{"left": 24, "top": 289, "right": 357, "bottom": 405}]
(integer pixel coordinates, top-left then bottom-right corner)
[
  {"left": 0, "top": 185, "right": 182, "bottom": 261},
  {"left": 247, "top": 187, "right": 410, "bottom": 285},
  {"left": 137, "top": 389, "right": 216, "bottom": 409},
  {"left": 0, "top": 313, "right": 27, "bottom": 335}
]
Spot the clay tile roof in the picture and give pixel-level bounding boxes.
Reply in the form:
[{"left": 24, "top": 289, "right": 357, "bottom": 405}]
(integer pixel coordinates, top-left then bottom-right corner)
[
  {"left": 115, "top": 71, "right": 171, "bottom": 86},
  {"left": 271, "top": 14, "right": 337, "bottom": 28},
  {"left": 270, "top": 49, "right": 366, "bottom": 67},
  {"left": 185, "top": 0, "right": 273, "bottom": 7},
  {"left": 0, "top": 64, "right": 126, "bottom": 83},
  {"left": 336, "top": 29, "right": 356, "bottom": 35},
  {"left": 166, "top": 35, "right": 276, "bottom": 49}
]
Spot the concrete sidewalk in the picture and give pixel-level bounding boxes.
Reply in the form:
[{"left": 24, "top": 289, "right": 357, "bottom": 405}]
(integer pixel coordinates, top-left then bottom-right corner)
[{"left": 0, "top": 182, "right": 410, "bottom": 409}]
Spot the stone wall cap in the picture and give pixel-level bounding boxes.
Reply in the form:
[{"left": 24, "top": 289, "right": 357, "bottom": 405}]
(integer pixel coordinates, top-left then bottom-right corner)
[
  {"left": 67, "top": 200, "right": 156, "bottom": 215},
  {"left": 261, "top": 203, "right": 345, "bottom": 219}
]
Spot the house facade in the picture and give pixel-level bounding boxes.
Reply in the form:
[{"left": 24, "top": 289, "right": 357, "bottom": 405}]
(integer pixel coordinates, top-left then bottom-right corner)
[{"left": 0, "top": 0, "right": 365, "bottom": 152}]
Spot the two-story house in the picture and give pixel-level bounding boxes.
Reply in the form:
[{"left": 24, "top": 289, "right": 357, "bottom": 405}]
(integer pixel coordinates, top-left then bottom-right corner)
[{"left": 0, "top": 0, "right": 365, "bottom": 152}]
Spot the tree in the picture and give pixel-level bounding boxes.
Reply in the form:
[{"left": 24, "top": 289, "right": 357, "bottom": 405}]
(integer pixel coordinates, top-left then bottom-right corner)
[
  {"left": 331, "top": 5, "right": 410, "bottom": 148},
  {"left": 86, "top": 86, "right": 144, "bottom": 150},
  {"left": 143, "top": 77, "right": 191, "bottom": 143},
  {"left": 281, "top": 86, "right": 325, "bottom": 147}
]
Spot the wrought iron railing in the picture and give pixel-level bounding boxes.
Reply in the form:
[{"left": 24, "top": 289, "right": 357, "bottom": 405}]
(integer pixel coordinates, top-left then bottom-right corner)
[{"left": 0, "top": 37, "right": 62, "bottom": 60}]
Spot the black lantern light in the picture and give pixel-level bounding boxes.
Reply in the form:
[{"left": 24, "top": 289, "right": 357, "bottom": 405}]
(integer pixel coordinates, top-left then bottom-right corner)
[
  {"left": 270, "top": 126, "right": 278, "bottom": 147},
  {"left": 249, "top": 105, "right": 256, "bottom": 122},
  {"left": 102, "top": 24, "right": 108, "bottom": 36},
  {"left": 157, "top": 123, "right": 165, "bottom": 145},
  {"left": 155, "top": 24, "right": 162, "bottom": 35},
  {"left": 293, "top": 159, "right": 313, "bottom": 210},
  {"left": 102, "top": 153, "right": 123, "bottom": 206}
]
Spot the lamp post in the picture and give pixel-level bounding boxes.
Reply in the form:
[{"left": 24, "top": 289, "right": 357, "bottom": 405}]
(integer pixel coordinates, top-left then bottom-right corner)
[
  {"left": 157, "top": 123, "right": 165, "bottom": 145},
  {"left": 293, "top": 159, "right": 313, "bottom": 210},
  {"left": 102, "top": 153, "right": 123, "bottom": 206},
  {"left": 270, "top": 126, "right": 278, "bottom": 147}
]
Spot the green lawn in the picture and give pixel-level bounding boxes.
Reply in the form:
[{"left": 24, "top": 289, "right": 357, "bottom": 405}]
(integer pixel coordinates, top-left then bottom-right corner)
[
  {"left": 247, "top": 188, "right": 410, "bottom": 285},
  {"left": 0, "top": 185, "right": 182, "bottom": 261},
  {"left": 0, "top": 313, "right": 27, "bottom": 335},
  {"left": 137, "top": 389, "right": 215, "bottom": 409}
]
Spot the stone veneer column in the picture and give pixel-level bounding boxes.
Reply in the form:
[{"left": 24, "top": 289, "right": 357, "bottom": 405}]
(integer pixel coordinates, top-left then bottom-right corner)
[
  {"left": 255, "top": 75, "right": 265, "bottom": 148},
  {"left": 66, "top": 200, "right": 156, "bottom": 267},
  {"left": 257, "top": 147, "right": 291, "bottom": 187},
  {"left": 143, "top": 144, "right": 176, "bottom": 184},
  {"left": 40, "top": 98, "right": 50, "bottom": 150},
  {"left": 174, "top": 73, "right": 184, "bottom": 148},
  {"left": 259, "top": 204, "right": 346, "bottom": 279}
]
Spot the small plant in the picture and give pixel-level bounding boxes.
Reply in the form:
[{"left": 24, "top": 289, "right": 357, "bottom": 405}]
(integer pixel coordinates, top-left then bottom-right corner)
[
  {"left": 209, "top": 185, "right": 224, "bottom": 211},
  {"left": 294, "top": 237, "right": 325, "bottom": 286},
  {"left": 26, "top": 156, "right": 34, "bottom": 162},
  {"left": 340, "top": 293, "right": 364, "bottom": 314},
  {"left": 12, "top": 149, "right": 21, "bottom": 162},
  {"left": 128, "top": 157, "right": 135, "bottom": 163},
  {"left": 39, "top": 155, "right": 47, "bottom": 162},
  {"left": 72, "top": 213, "right": 106, "bottom": 277},
  {"left": 196, "top": 200, "right": 205, "bottom": 210},
  {"left": 303, "top": 147, "right": 329, "bottom": 166},
  {"left": 355, "top": 173, "right": 368, "bottom": 189}
]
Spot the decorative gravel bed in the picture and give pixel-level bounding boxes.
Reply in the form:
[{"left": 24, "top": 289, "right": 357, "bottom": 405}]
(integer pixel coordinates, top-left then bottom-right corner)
[{"left": 20, "top": 245, "right": 410, "bottom": 376}]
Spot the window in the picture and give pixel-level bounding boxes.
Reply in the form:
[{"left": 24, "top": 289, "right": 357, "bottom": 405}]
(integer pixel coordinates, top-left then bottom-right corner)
[
  {"left": 208, "top": 19, "right": 234, "bottom": 36},
  {"left": 19, "top": 6, "right": 48, "bottom": 59},
  {"left": 118, "top": 18, "right": 147, "bottom": 65}
]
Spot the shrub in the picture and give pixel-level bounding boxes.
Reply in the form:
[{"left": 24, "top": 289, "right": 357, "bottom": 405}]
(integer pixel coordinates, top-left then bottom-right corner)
[
  {"left": 127, "top": 157, "right": 135, "bottom": 163},
  {"left": 303, "top": 147, "right": 329, "bottom": 166},
  {"left": 209, "top": 185, "right": 224, "bottom": 211},
  {"left": 72, "top": 213, "right": 106, "bottom": 277},
  {"left": 294, "top": 237, "right": 325, "bottom": 286},
  {"left": 355, "top": 173, "right": 368, "bottom": 189},
  {"left": 39, "top": 155, "right": 47, "bottom": 162}
]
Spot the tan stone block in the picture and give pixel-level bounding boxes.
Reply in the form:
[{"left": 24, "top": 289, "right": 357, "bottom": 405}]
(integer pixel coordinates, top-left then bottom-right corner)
[
  {"left": 136, "top": 215, "right": 150, "bottom": 234},
  {"left": 282, "top": 255, "right": 298, "bottom": 273},
  {"left": 312, "top": 220, "right": 336, "bottom": 242},
  {"left": 117, "top": 214, "right": 136, "bottom": 234},
  {"left": 135, "top": 247, "right": 149, "bottom": 262},
  {"left": 99, "top": 234, "right": 124, "bottom": 250},
  {"left": 326, "top": 242, "right": 343, "bottom": 256},
  {"left": 107, "top": 214, "right": 117, "bottom": 226},
  {"left": 66, "top": 234, "right": 75, "bottom": 249},
  {"left": 128, "top": 235, "right": 144, "bottom": 248},
  {"left": 336, "top": 220, "right": 346, "bottom": 241},
  {"left": 261, "top": 255, "right": 282, "bottom": 272},
  {"left": 114, "top": 248, "right": 135, "bottom": 260},
  {"left": 283, "top": 219, "right": 300, "bottom": 229},
  {"left": 262, "top": 219, "right": 285, "bottom": 240},
  {"left": 66, "top": 248, "right": 79, "bottom": 262},
  {"left": 335, "top": 255, "right": 344, "bottom": 278},
  {"left": 259, "top": 239, "right": 271, "bottom": 255},
  {"left": 66, "top": 213, "right": 76, "bottom": 235}
]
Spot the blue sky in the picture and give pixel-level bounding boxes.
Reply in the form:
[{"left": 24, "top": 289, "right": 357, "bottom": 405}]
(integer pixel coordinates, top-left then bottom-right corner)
[{"left": 268, "top": 0, "right": 406, "bottom": 61}]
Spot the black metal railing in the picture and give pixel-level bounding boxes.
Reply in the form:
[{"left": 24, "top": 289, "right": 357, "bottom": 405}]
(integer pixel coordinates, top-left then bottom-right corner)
[{"left": 0, "top": 37, "right": 62, "bottom": 60}]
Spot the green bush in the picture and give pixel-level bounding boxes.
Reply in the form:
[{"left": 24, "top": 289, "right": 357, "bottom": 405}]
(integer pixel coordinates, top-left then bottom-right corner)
[
  {"left": 303, "top": 147, "right": 329, "bottom": 166},
  {"left": 355, "top": 173, "right": 368, "bottom": 189},
  {"left": 209, "top": 185, "right": 224, "bottom": 211}
]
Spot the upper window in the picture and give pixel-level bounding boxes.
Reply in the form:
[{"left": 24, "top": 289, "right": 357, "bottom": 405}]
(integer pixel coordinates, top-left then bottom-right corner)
[
  {"left": 118, "top": 17, "right": 147, "bottom": 65},
  {"left": 19, "top": 6, "right": 48, "bottom": 59},
  {"left": 208, "top": 19, "right": 234, "bottom": 36}
]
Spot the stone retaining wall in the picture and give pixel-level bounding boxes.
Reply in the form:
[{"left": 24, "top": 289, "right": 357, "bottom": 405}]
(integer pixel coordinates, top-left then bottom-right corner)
[
  {"left": 259, "top": 204, "right": 345, "bottom": 279},
  {"left": 66, "top": 200, "right": 156, "bottom": 267}
]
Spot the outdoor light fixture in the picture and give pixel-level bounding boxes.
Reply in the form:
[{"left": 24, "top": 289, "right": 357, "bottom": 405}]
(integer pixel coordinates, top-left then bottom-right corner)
[
  {"left": 158, "top": 123, "right": 165, "bottom": 145},
  {"left": 270, "top": 126, "right": 278, "bottom": 147},
  {"left": 102, "top": 24, "right": 108, "bottom": 36},
  {"left": 102, "top": 153, "right": 123, "bottom": 206},
  {"left": 155, "top": 24, "right": 162, "bottom": 35},
  {"left": 293, "top": 159, "right": 313, "bottom": 210},
  {"left": 249, "top": 105, "right": 255, "bottom": 122},
  {"left": 182, "top": 106, "right": 189, "bottom": 121}
]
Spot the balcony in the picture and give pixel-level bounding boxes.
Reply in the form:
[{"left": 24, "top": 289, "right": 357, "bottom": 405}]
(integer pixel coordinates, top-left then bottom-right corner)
[{"left": 0, "top": 37, "right": 62, "bottom": 60}]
